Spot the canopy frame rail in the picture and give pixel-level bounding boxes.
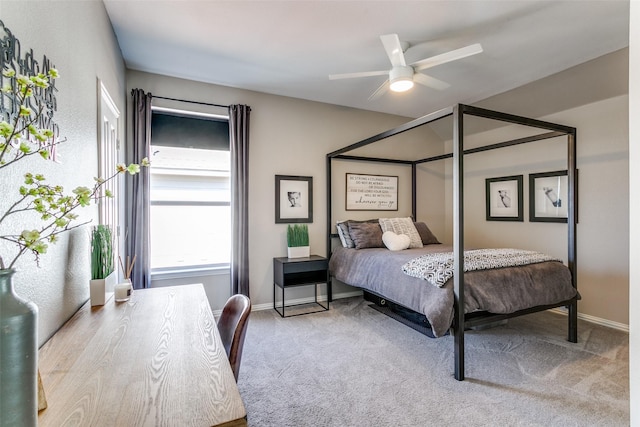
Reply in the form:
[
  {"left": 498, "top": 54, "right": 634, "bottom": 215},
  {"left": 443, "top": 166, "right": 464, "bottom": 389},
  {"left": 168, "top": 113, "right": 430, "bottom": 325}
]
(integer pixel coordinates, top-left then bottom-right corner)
[{"left": 326, "top": 103, "right": 577, "bottom": 381}]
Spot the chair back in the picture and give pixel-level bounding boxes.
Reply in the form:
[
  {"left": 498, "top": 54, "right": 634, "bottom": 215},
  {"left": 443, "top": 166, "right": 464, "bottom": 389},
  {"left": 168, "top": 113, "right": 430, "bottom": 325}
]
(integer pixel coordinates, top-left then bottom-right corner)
[{"left": 217, "top": 294, "right": 251, "bottom": 381}]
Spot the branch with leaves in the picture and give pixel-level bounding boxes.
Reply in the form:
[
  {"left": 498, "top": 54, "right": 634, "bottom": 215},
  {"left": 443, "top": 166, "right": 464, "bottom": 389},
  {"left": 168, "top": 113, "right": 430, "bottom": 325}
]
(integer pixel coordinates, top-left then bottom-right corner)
[{"left": 0, "top": 68, "right": 149, "bottom": 270}]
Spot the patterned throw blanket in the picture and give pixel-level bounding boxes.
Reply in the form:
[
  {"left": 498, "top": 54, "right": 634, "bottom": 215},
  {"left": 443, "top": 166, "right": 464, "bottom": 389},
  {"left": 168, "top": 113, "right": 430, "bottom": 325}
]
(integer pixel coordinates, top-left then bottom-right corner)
[{"left": 401, "top": 248, "right": 561, "bottom": 288}]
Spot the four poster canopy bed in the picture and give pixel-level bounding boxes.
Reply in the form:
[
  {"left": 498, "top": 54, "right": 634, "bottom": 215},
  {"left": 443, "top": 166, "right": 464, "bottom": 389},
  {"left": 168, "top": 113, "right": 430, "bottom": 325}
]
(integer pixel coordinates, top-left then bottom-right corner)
[{"left": 325, "top": 104, "right": 579, "bottom": 381}]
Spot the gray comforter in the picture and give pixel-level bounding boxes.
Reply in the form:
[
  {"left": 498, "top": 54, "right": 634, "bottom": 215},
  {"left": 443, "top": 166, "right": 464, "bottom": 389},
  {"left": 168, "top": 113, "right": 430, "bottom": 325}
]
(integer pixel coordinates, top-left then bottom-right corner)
[{"left": 328, "top": 245, "right": 578, "bottom": 337}]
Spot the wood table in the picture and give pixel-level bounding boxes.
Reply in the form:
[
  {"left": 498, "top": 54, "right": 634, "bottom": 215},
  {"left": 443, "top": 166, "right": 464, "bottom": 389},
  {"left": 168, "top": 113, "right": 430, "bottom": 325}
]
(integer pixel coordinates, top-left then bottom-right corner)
[{"left": 38, "top": 284, "right": 247, "bottom": 426}]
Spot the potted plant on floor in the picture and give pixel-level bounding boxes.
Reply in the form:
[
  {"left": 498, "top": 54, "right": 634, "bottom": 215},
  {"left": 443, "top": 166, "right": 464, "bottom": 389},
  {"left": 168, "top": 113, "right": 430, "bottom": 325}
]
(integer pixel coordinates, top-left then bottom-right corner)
[
  {"left": 89, "top": 225, "right": 117, "bottom": 306},
  {"left": 287, "top": 224, "right": 310, "bottom": 258}
]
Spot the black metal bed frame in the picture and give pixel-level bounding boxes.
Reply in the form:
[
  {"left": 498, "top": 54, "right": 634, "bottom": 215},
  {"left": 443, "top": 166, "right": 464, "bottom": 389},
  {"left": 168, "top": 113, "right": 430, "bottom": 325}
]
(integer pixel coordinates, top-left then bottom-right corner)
[{"left": 326, "top": 104, "right": 578, "bottom": 381}]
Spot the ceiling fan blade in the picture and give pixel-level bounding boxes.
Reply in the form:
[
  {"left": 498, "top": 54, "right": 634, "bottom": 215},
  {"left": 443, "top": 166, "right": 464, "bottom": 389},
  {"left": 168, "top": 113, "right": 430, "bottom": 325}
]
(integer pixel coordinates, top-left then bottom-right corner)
[
  {"left": 413, "top": 73, "right": 450, "bottom": 90},
  {"left": 380, "top": 34, "right": 406, "bottom": 67},
  {"left": 412, "top": 43, "right": 483, "bottom": 72},
  {"left": 368, "top": 80, "right": 389, "bottom": 101},
  {"left": 329, "top": 70, "right": 388, "bottom": 80}
]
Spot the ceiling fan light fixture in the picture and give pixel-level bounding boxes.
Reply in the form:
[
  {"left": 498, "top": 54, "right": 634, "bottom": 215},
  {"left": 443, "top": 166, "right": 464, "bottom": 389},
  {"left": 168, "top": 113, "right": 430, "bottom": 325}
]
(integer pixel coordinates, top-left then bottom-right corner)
[{"left": 389, "top": 66, "right": 414, "bottom": 92}]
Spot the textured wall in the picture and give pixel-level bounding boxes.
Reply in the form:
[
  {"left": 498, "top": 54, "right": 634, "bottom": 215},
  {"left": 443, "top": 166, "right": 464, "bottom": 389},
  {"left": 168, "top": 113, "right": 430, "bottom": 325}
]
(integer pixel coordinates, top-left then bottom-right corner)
[{"left": 0, "top": 1, "right": 126, "bottom": 346}]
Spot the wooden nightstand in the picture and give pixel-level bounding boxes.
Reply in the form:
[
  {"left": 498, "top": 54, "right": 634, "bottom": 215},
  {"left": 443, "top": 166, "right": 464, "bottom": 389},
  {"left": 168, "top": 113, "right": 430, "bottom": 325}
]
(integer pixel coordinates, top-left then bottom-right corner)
[{"left": 273, "top": 255, "right": 330, "bottom": 317}]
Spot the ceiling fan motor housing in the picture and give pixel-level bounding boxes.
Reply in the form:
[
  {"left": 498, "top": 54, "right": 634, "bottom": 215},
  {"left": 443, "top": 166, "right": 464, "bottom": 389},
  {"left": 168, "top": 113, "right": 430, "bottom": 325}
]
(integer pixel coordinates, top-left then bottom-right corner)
[{"left": 389, "top": 65, "right": 414, "bottom": 92}]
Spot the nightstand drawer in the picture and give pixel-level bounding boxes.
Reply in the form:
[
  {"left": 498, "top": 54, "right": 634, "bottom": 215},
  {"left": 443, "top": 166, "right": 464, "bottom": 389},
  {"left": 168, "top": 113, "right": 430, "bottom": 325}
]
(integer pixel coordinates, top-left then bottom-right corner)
[{"left": 281, "top": 259, "right": 328, "bottom": 274}]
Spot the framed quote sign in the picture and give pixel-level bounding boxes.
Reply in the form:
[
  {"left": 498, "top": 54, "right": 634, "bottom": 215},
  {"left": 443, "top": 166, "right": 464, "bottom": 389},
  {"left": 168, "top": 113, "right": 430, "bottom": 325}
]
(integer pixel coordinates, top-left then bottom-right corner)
[{"left": 345, "top": 173, "right": 398, "bottom": 211}]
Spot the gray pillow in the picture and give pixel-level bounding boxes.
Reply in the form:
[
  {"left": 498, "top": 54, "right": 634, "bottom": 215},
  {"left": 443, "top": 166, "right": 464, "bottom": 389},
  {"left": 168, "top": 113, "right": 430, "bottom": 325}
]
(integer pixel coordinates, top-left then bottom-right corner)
[
  {"left": 414, "top": 221, "right": 441, "bottom": 245},
  {"left": 347, "top": 222, "right": 384, "bottom": 249},
  {"left": 337, "top": 219, "right": 378, "bottom": 248}
]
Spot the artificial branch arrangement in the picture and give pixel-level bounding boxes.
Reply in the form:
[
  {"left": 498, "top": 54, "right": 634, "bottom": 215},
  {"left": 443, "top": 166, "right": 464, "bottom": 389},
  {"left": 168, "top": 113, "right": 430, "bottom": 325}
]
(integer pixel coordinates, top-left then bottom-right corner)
[
  {"left": 0, "top": 68, "right": 149, "bottom": 270},
  {"left": 118, "top": 254, "right": 137, "bottom": 282}
]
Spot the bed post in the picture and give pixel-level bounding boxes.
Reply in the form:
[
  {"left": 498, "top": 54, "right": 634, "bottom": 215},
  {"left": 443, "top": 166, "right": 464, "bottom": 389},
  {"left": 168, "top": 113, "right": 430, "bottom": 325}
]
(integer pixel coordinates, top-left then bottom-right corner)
[
  {"left": 453, "top": 105, "right": 466, "bottom": 381},
  {"left": 412, "top": 163, "right": 417, "bottom": 220},
  {"left": 567, "top": 130, "right": 578, "bottom": 342},
  {"left": 326, "top": 155, "right": 333, "bottom": 302}
]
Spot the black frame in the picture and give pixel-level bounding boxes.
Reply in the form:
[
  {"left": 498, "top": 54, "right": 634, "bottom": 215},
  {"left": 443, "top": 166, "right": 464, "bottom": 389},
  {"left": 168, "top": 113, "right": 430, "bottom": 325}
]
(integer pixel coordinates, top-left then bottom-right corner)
[
  {"left": 529, "top": 170, "right": 569, "bottom": 223},
  {"left": 326, "top": 104, "right": 579, "bottom": 381},
  {"left": 485, "top": 175, "right": 524, "bottom": 221},
  {"left": 275, "top": 175, "right": 313, "bottom": 223}
]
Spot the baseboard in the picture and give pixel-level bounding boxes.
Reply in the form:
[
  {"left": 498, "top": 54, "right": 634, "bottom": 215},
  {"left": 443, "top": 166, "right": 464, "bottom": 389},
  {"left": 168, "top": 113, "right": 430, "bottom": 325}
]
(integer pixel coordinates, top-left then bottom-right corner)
[
  {"left": 212, "top": 290, "right": 363, "bottom": 316},
  {"left": 248, "top": 290, "right": 363, "bottom": 313},
  {"left": 549, "top": 307, "right": 629, "bottom": 332}
]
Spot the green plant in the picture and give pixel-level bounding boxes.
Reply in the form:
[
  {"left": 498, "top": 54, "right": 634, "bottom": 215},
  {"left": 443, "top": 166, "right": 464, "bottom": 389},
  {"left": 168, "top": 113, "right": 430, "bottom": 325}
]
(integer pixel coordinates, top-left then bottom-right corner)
[
  {"left": 287, "top": 224, "right": 309, "bottom": 247},
  {"left": 0, "top": 68, "right": 149, "bottom": 270},
  {"left": 90, "top": 225, "right": 114, "bottom": 280}
]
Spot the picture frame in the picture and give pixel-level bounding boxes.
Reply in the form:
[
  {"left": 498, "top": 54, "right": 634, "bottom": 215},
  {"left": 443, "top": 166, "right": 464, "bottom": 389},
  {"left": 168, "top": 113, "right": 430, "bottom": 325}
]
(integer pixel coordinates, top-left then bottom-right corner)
[
  {"left": 345, "top": 173, "right": 398, "bottom": 211},
  {"left": 485, "top": 175, "right": 524, "bottom": 221},
  {"left": 275, "top": 175, "right": 313, "bottom": 223},
  {"left": 529, "top": 170, "right": 571, "bottom": 223}
]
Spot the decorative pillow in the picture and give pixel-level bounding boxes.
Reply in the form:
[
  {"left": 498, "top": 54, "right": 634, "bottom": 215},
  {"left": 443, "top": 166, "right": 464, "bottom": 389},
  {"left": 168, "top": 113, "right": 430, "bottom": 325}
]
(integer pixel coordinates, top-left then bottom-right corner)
[
  {"left": 382, "top": 231, "right": 411, "bottom": 251},
  {"left": 347, "top": 222, "right": 384, "bottom": 249},
  {"left": 378, "top": 217, "right": 423, "bottom": 248},
  {"left": 337, "top": 219, "right": 378, "bottom": 248},
  {"left": 414, "top": 221, "right": 441, "bottom": 245},
  {"left": 336, "top": 221, "right": 349, "bottom": 247}
]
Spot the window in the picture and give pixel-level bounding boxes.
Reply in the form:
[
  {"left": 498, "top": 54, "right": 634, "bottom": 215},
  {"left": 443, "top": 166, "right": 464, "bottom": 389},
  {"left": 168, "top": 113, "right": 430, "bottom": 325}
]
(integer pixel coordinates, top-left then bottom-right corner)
[{"left": 150, "top": 109, "right": 230, "bottom": 272}]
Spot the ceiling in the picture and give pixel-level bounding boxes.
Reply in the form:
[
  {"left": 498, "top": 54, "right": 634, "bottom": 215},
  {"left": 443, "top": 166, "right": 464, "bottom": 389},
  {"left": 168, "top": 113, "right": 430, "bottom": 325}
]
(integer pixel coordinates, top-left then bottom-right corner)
[{"left": 103, "top": 1, "right": 629, "bottom": 119}]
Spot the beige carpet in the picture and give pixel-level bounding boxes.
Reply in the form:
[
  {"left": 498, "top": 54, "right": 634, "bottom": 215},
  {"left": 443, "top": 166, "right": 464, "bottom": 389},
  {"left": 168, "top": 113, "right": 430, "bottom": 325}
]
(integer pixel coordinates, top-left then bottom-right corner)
[{"left": 237, "top": 297, "right": 629, "bottom": 426}]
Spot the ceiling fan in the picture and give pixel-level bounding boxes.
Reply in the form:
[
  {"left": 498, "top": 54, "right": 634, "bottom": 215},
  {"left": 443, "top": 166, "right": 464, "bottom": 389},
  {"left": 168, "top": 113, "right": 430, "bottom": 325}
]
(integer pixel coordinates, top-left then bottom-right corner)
[{"left": 329, "top": 34, "right": 483, "bottom": 100}]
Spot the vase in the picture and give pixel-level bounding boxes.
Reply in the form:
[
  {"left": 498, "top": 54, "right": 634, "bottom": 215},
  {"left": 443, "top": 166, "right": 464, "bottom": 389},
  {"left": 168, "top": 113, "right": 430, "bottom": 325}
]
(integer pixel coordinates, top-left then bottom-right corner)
[
  {"left": 89, "top": 270, "right": 117, "bottom": 306},
  {"left": 0, "top": 269, "right": 38, "bottom": 427},
  {"left": 287, "top": 246, "right": 310, "bottom": 259}
]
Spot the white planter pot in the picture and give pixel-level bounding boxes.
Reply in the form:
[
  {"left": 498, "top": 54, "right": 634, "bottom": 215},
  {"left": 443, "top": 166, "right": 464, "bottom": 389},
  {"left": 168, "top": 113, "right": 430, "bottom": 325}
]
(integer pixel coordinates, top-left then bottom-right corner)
[
  {"left": 287, "top": 246, "right": 310, "bottom": 259},
  {"left": 90, "top": 271, "right": 117, "bottom": 306}
]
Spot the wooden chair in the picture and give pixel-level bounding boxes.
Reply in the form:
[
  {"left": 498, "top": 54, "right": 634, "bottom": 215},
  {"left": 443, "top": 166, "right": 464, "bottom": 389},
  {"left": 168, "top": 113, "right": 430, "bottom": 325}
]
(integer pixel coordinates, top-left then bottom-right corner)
[{"left": 217, "top": 294, "right": 251, "bottom": 381}]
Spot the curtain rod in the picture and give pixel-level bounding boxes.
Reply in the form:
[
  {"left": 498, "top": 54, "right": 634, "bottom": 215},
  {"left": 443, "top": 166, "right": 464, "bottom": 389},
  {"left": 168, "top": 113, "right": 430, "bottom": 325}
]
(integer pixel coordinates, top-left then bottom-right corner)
[{"left": 152, "top": 95, "right": 229, "bottom": 109}]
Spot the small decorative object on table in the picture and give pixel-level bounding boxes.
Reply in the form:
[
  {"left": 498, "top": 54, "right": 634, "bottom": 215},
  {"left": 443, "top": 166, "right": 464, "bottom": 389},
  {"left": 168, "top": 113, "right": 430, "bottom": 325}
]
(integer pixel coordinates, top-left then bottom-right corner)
[
  {"left": 287, "top": 224, "right": 310, "bottom": 258},
  {"left": 115, "top": 255, "right": 136, "bottom": 302},
  {"left": 89, "top": 225, "right": 117, "bottom": 306}
]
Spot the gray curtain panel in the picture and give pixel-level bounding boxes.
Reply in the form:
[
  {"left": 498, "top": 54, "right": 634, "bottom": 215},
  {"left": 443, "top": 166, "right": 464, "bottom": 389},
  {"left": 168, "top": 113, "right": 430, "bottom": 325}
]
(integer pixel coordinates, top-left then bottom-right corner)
[
  {"left": 127, "top": 89, "right": 152, "bottom": 289},
  {"left": 229, "top": 104, "right": 251, "bottom": 296}
]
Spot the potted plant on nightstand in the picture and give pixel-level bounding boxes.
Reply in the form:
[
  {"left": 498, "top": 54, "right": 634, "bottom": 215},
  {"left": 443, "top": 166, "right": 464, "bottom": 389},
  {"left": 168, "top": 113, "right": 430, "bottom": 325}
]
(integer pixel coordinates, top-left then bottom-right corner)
[
  {"left": 89, "top": 225, "right": 117, "bottom": 306},
  {"left": 287, "top": 224, "right": 310, "bottom": 258}
]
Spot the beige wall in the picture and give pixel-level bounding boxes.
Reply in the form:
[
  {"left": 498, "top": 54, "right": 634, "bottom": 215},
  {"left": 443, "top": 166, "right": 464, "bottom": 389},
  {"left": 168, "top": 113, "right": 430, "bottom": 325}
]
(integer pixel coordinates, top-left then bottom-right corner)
[
  {"left": 127, "top": 70, "right": 412, "bottom": 310},
  {"left": 628, "top": 1, "right": 638, "bottom": 422},
  {"left": 442, "top": 96, "right": 629, "bottom": 326},
  {"left": 130, "top": 49, "right": 630, "bottom": 327},
  {"left": 0, "top": 1, "right": 126, "bottom": 346}
]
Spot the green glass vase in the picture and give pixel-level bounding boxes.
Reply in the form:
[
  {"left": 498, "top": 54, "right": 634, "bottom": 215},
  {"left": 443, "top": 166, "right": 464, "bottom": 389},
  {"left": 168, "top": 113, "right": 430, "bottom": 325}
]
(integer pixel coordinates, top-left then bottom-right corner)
[{"left": 0, "top": 269, "right": 38, "bottom": 427}]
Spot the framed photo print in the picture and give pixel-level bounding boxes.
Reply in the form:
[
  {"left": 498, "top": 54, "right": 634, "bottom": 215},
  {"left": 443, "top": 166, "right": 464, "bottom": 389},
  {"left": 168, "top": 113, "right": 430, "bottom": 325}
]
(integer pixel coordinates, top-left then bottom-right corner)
[
  {"left": 345, "top": 173, "right": 398, "bottom": 211},
  {"left": 275, "top": 175, "right": 313, "bottom": 223},
  {"left": 529, "top": 170, "right": 570, "bottom": 223},
  {"left": 485, "top": 175, "right": 523, "bottom": 221}
]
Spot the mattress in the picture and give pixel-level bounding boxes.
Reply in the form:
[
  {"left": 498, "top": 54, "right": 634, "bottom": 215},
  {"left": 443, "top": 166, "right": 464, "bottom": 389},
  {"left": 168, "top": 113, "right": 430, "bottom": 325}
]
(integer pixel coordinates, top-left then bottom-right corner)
[{"left": 328, "top": 245, "right": 578, "bottom": 337}]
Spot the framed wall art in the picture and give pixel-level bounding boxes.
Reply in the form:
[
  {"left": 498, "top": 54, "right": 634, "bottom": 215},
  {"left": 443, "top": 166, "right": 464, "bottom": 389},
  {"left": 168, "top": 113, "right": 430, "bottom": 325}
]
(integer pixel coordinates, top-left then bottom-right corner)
[
  {"left": 275, "top": 175, "right": 313, "bottom": 223},
  {"left": 529, "top": 170, "right": 571, "bottom": 223},
  {"left": 345, "top": 173, "right": 398, "bottom": 211},
  {"left": 485, "top": 175, "right": 524, "bottom": 221}
]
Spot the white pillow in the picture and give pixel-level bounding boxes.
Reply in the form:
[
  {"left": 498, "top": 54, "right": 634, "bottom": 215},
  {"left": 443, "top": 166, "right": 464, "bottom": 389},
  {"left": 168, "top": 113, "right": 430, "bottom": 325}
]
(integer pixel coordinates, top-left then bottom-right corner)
[
  {"left": 382, "top": 231, "right": 411, "bottom": 251},
  {"left": 379, "top": 217, "right": 423, "bottom": 249}
]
